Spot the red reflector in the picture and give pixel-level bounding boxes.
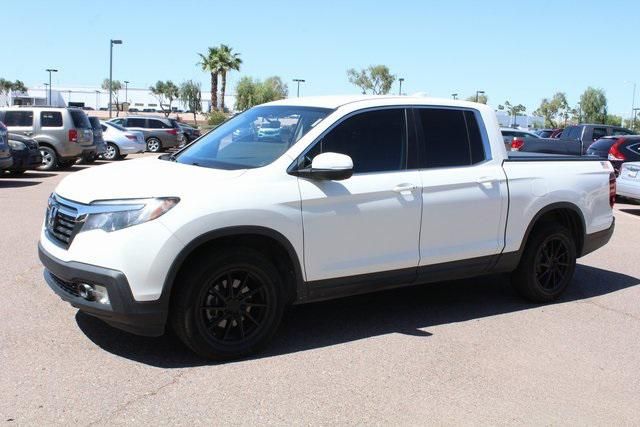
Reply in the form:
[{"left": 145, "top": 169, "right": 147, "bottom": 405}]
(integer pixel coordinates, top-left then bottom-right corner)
[
  {"left": 609, "top": 172, "right": 616, "bottom": 208},
  {"left": 511, "top": 137, "right": 525, "bottom": 151},
  {"left": 68, "top": 129, "right": 78, "bottom": 143},
  {"left": 166, "top": 128, "right": 177, "bottom": 135}
]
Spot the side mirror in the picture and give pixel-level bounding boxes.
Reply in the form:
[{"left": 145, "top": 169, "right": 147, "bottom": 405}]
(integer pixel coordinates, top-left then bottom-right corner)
[{"left": 291, "top": 152, "right": 354, "bottom": 180}]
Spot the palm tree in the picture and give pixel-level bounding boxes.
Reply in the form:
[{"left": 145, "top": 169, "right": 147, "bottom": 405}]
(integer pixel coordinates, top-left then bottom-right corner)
[
  {"left": 198, "top": 47, "right": 221, "bottom": 111},
  {"left": 215, "top": 45, "right": 242, "bottom": 112}
]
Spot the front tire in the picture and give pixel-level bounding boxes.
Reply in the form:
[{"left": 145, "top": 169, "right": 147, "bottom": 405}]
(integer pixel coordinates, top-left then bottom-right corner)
[
  {"left": 171, "top": 248, "right": 285, "bottom": 361},
  {"left": 511, "top": 223, "right": 577, "bottom": 302},
  {"left": 38, "top": 147, "right": 57, "bottom": 171},
  {"left": 146, "top": 137, "right": 162, "bottom": 153}
]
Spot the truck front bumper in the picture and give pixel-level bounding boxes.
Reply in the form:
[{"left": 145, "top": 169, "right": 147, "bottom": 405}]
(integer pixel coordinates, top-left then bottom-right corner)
[{"left": 38, "top": 243, "right": 167, "bottom": 336}]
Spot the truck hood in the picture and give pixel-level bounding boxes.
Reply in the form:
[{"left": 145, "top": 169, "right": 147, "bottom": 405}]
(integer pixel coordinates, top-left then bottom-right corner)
[{"left": 55, "top": 157, "right": 246, "bottom": 204}]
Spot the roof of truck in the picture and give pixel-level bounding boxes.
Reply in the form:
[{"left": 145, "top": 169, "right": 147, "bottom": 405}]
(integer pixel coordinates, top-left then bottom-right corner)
[{"left": 265, "top": 95, "right": 485, "bottom": 110}]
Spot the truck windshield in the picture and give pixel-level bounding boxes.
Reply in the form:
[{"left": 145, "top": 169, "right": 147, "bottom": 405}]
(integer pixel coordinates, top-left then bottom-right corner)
[{"left": 175, "top": 105, "right": 332, "bottom": 169}]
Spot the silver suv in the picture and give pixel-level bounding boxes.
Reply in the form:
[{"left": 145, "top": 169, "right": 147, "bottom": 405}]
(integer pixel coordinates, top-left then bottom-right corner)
[
  {"left": 0, "top": 107, "right": 95, "bottom": 170},
  {"left": 108, "top": 116, "right": 183, "bottom": 153}
]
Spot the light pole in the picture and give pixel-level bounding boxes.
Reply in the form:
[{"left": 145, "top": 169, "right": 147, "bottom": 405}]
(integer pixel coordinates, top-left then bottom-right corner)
[
  {"left": 124, "top": 80, "right": 129, "bottom": 106},
  {"left": 475, "top": 90, "right": 485, "bottom": 103},
  {"left": 625, "top": 81, "right": 636, "bottom": 129},
  {"left": 293, "top": 79, "right": 305, "bottom": 97},
  {"left": 95, "top": 90, "right": 100, "bottom": 110},
  {"left": 45, "top": 68, "right": 57, "bottom": 105},
  {"left": 43, "top": 83, "right": 49, "bottom": 104},
  {"left": 398, "top": 78, "right": 404, "bottom": 95},
  {"left": 633, "top": 107, "right": 640, "bottom": 129},
  {"left": 451, "top": 93, "right": 458, "bottom": 100},
  {"left": 109, "top": 39, "right": 123, "bottom": 118}
]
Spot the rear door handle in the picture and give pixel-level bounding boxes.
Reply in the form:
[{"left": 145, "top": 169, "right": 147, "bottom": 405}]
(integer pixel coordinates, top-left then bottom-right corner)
[
  {"left": 24, "top": 131, "right": 33, "bottom": 136},
  {"left": 393, "top": 183, "right": 418, "bottom": 193}
]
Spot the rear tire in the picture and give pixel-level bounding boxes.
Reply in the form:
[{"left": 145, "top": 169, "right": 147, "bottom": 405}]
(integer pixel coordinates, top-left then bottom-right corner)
[
  {"left": 171, "top": 248, "right": 285, "bottom": 361},
  {"left": 103, "top": 143, "right": 120, "bottom": 161},
  {"left": 38, "top": 146, "right": 57, "bottom": 171},
  {"left": 146, "top": 137, "right": 162, "bottom": 153},
  {"left": 511, "top": 223, "right": 577, "bottom": 302}
]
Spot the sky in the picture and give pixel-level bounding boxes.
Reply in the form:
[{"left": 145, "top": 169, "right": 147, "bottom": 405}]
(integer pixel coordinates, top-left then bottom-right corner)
[{"left": 4, "top": 0, "right": 640, "bottom": 118}]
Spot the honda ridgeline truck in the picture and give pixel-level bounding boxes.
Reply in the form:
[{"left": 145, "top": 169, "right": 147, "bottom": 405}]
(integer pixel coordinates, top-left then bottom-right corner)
[{"left": 39, "top": 96, "right": 616, "bottom": 360}]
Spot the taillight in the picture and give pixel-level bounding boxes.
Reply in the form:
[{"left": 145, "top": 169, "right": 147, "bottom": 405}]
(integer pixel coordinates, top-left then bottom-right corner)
[
  {"left": 609, "top": 172, "right": 616, "bottom": 208},
  {"left": 166, "top": 128, "right": 177, "bottom": 135},
  {"left": 608, "top": 139, "right": 626, "bottom": 161},
  {"left": 68, "top": 129, "right": 78, "bottom": 143},
  {"left": 125, "top": 134, "right": 137, "bottom": 140},
  {"left": 511, "top": 137, "right": 525, "bottom": 151}
]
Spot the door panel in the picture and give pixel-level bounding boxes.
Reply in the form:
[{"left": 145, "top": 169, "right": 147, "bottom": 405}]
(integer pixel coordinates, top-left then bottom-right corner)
[{"left": 299, "top": 171, "right": 422, "bottom": 281}]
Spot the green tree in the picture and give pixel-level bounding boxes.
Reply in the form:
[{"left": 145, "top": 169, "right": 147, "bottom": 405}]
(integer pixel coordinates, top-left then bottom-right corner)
[
  {"left": 101, "top": 78, "right": 122, "bottom": 116},
  {"left": 347, "top": 65, "right": 396, "bottom": 95},
  {"left": 180, "top": 80, "right": 202, "bottom": 124},
  {"left": 0, "top": 78, "right": 28, "bottom": 105},
  {"left": 149, "top": 80, "right": 179, "bottom": 117},
  {"left": 214, "top": 44, "right": 242, "bottom": 112},
  {"left": 235, "top": 76, "right": 288, "bottom": 111},
  {"left": 579, "top": 87, "right": 607, "bottom": 124},
  {"left": 465, "top": 93, "right": 488, "bottom": 104},
  {"left": 533, "top": 92, "right": 569, "bottom": 127},
  {"left": 502, "top": 100, "right": 527, "bottom": 126},
  {"left": 198, "top": 46, "right": 222, "bottom": 111}
]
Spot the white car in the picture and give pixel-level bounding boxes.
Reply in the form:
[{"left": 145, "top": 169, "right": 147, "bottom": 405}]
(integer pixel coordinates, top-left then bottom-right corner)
[
  {"left": 39, "top": 96, "right": 615, "bottom": 360},
  {"left": 100, "top": 121, "right": 146, "bottom": 160},
  {"left": 617, "top": 162, "right": 640, "bottom": 202}
]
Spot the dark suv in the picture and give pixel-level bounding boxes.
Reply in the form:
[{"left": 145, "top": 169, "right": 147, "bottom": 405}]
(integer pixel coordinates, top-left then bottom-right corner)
[
  {"left": 587, "top": 136, "right": 640, "bottom": 174},
  {"left": 107, "top": 116, "right": 183, "bottom": 152},
  {"left": 0, "top": 122, "right": 13, "bottom": 171},
  {"left": 559, "top": 124, "right": 634, "bottom": 154}
]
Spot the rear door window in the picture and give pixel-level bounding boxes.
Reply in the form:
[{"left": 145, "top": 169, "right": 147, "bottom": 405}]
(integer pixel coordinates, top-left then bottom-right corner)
[
  {"left": 40, "top": 111, "right": 63, "bottom": 127},
  {"left": 591, "top": 127, "right": 607, "bottom": 141},
  {"left": 589, "top": 138, "right": 617, "bottom": 151},
  {"left": 148, "top": 119, "right": 170, "bottom": 129},
  {"left": 3, "top": 110, "right": 34, "bottom": 127},
  {"left": 127, "top": 118, "right": 147, "bottom": 127},
  {"left": 415, "top": 108, "right": 486, "bottom": 168}
]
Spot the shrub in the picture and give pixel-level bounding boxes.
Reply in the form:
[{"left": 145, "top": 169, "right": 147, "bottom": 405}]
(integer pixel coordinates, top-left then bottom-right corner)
[{"left": 207, "top": 111, "right": 228, "bottom": 126}]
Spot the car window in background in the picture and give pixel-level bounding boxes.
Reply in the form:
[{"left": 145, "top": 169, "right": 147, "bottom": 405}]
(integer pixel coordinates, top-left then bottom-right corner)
[
  {"left": 308, "top": 108, "right": 406, "bottom": 173},
  {"left": 592, "top": 127, "right": 607, "bottom": 141},
  {"left": 3, "top": 111, "right": 34, "bottom": 127},
  {"left": 538, "top": 130, "right": 553, "bottom": 138},
  {"left": 176, "top": 105, "right": 331, "bottom": 170},
  {"left": 40, "top": 111, "right": 63, "bottom": 127},
  {"left": 612, "top": 128, "right": 634, "bottom": 136},
  {"left": 69, "top": 110, "right": 91, "bottom": 128},
  {"left": 106, "top": 122, "right": 127, "bottom": 131},
  {"left": 88, "top": 117, "right": 101, "bottom": 130},
  {"left": 127, "top": 118, "right": 146, "bottom": 127},
  {"left": 589, "top": 138, "right": 617, "bottom": 150}
]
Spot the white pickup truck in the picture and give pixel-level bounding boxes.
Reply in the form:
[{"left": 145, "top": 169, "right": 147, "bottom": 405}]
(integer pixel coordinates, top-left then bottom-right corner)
[{"left": 39, "top": 96, "right": 616, "bottom": 360}]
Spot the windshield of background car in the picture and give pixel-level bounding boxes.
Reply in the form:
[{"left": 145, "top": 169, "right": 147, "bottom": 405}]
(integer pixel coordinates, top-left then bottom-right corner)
[
  {"left": 176, "top": 105, "right": 332, "bottom": 169},
  {"left": 106, "top": 122, "right": 126, "bottom": 131}
]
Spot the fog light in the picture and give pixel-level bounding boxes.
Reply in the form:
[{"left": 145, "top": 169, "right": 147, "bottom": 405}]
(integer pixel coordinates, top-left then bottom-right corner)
[{"left": 78, "top": 283, "right": 110, "bottom": 305}]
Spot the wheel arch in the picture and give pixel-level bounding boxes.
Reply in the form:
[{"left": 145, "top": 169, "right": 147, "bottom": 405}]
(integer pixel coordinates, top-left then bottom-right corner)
[
  {"left": 161, "top": 226, "right": 305, "bottom": 310},
  {"left": 520, "top": 202, "right": 586, "bottom": 257}
]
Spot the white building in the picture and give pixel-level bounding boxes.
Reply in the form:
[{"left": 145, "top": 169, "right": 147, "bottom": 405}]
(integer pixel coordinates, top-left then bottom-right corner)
[
  {"left": 2, "top": 85, "right": 237, "bottom": 112},
  {"left": 495, "top": 110, "right": 544, "bottom": 129}
]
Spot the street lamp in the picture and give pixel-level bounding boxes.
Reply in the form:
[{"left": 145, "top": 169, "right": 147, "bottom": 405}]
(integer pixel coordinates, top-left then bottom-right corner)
[
  {"left": 475, "top": 90, "right": 485, "bottom": 103},
  {"left": 124, "top": 80, "right": 130, "bottom": 106},
  {"left": 95, "top": 90, "right": 100, "bottom": 110},
  {"left": 398, "top": 78, "right": 405, "bottom": 95},
  {"left": 45, "top": 68, "right": 58, "bottom": 105},
  {"left": 451, "top": 93, "right": 458, "bottom": 100},
  {"left": 43, "top": 83, "right": 49, "bottom": 104},
  {"left": 624, "top": 81, "right": 636, "bottom": 129},
  {"left": 293, "top": 79, "right": 305, "bottom": 97},
  {"left": 109, "top": 39, "right": 123, "bottom": 118},
  {"left": 633, "top": 107, "right": 640, "bottom": 129}
]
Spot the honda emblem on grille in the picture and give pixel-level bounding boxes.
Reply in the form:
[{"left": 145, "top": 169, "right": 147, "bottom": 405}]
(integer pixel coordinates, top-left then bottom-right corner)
[{"left": 47, "top": 204, "right": 58, "bottom": 229}]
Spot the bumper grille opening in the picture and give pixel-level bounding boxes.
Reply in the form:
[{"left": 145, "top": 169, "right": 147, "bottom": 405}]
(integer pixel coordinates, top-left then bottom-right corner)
[{"left": 49, "top": 273, "right": 80, "bottom": 297}]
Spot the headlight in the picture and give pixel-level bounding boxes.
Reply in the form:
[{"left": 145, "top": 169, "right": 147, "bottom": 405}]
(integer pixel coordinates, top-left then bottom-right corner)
[
  {"left": 8, "top": 140, "right": 26, "bottom": 150},
  {"left": 82, "top": 197, "right": 179, "bottom": 233}
]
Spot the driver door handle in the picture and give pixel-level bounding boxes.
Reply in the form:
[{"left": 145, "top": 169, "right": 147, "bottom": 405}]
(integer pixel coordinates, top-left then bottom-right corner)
[{"left": 393, "top": 183, "right": 418, "bottom": 193}]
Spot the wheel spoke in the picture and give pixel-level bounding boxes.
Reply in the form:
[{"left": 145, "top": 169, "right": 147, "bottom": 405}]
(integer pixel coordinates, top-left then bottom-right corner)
[
  {"left": 208, "top": 287, "right": 227, "bottom": 303},
  {"left": 240, "top": 286, "right": 264, "bottom": 302},
  {"left": 242, "top": 302, "right": 267, "bottom": 308},
  {"left": 244, "top": 311, "right": 260, "bottom": 327},
  {"left": 237, "top": 315, "right": 245, "bottom": 339},
  {"left": 226, "top": 273, "right": 235, "bottom": 298},
  {"left": 223, "top": 318, "right": 233, "bottom": 340}
]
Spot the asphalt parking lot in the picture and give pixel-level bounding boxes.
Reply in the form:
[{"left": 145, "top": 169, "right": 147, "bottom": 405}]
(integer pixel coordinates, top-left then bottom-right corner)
[{"left": 1, "top": 156, "right": 640, "bottom": 425}]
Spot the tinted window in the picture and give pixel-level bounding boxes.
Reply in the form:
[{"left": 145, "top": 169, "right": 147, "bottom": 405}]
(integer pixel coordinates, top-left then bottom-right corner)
[
  {"left": 148, "top": 119, "right": 170, "bottom": 129},
  {"left": 69, "top": 109, "right": 90, "bottom": 128},
  {"left": 612, "top": 128, "right": 634, "bottom": 136},
  {"left": 589, "top": 138, "right": 617, "bottom": 150},
  {"left": 88, "top": 117, "right": 101, "bottom": 130},
  {"left": 538, "top": 130, "right": 553, "bottom": 138},
  {"left": 107, "top": 122, "right": 127, "bottom": 132},
  {"left": 562, "top": 126, "right": 579, "bottom": 139},
  {"left": 592, "top": 127, "right": 607, "bottom": 141},
  {"left": 40, "top": 111, "right": 63, "bottom": 127},
  {"left": 308, "top": 109, "right": 406, "bottom": 173},
  {"left": 417, "top": 108, "right": 485, "bottom": 168},
  {"left": 3, "top": 111, "right": 34, "bottom": 127},
  {"left": 127, "top": 118, "right": 146, "bottom": 127}
]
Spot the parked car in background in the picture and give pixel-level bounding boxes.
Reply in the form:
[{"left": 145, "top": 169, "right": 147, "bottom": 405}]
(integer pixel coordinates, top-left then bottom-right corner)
[
  {"left": 6, "top": 133, "right": 42, "bottom": 175},
  {"left": 501, "top": 128, "right": 540, "bottom": 151},
  {"left": 39, "top": 96, "right": 615, "bottom": 360},
  {"left": 100, "top": 121, "right": 146, "bottom": 160},
  {"left": 616, "top": 162, "right": 640, "bottom": 202},
  {"left": 128, "top": 108, "right": 139, "bottom": 113},
  {"left": 85, "top": 117, "right": 107, "bottom": 163},
  {"left": 0, "top": 107, "right": 94, "bottom": 170},
  {"left": 178, "top": 123, "right": 201, "bottom": 143},
  {"left": 587, "top": 136, "right": 640, "bottom": 173},
  {"left": 558, "top": 124, "right": 634, "bottom": 154},
  {"left": 534, "top": 128, "right": 563, "bottom": 138},
  {"left": 0, "top": 122, "right": 13, "bottom": 172},
  {"left": 107, "top": 116, "right": 183, "bottom": 152}
]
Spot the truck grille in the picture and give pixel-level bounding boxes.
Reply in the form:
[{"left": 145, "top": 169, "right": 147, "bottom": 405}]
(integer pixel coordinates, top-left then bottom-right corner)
[{"left": 46, "top": 195, "right": 86, "bottom": 248}]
